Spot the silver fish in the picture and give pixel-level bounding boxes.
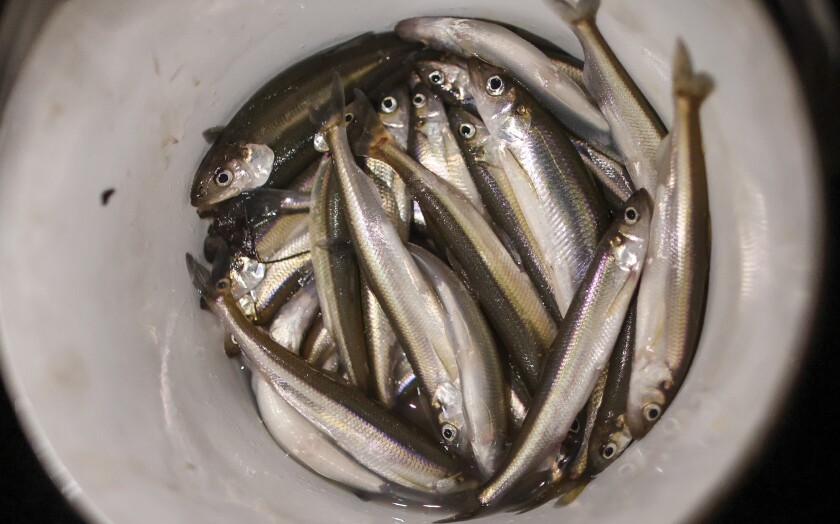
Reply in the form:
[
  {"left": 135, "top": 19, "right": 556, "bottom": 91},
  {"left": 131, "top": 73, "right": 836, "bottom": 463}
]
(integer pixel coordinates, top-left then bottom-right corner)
[
  {"left": 469, "top": 59, "right": 610, "bottom": 318},
  {"left": 310, "top": 155, "right": 370, "bottom": 389},
  {"left": 548, "top": 0, "right": 667, "bottom": 196},
  {"left": 409, "top": 84, "right": 486, "bottom": 215},
  {"left": 186, "top": 254, "right": 467, "bottom": 495},
  {"left": 410, "top": 244, "right": 507, "bottom": 480},
  {"left": 457, "top": 190, "right": 652, "bottom": 515},
  {"left": 312, "top": 77, "right": 469, "bottom": 455},
  {"left": 628, "top": 42, "right": 713, "bottom": 438},
  {"left": 396, "top": 17, "right": 613, "bottom": 152},
  {"left": 251, "top": 251, "right": 313, "bottom": 325},
  {"left": 449, "top": 107, "right": 563, "bottom": 323},
  {"left": 350, "top": 92, "right": 557, "bottom": 393},
  {"left": 376, "top": 84, "right": 411, "bottom": 150},
  {"left": 301, "top": 317, "right": 338, "bottom": 369}
]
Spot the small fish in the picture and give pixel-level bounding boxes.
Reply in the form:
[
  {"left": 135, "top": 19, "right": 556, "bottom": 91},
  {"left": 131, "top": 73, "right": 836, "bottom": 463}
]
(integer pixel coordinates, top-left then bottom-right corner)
[
  {"left": 190, "top": 33, "right": 418, "bottom": 209},
  {"left": 547, "top": 0, "right": 667, "bottom": 196},
  {"left": 396, "top": 17, "right": 613, "bottom": 153},
  {"left": 349, "top": 90, "right": 557, "bottom": 393},
  {"left": 186, "top": 254, "right": 468, "bottom": 495},
  {"left": 449, "top": 107, "right": 563, "bottom": 323},
  {"left": 267, "top": 280, "right": 321, "bottom": 352},
  {"left": 410, "top": 244, "right": 508, "bottom": 480},
  {"left": 628, "top": 42, "right": 713, "bottom": 438},
  {"left": 409, "top": 84, "right": 486, "bottom": 215},
  {"left": 451, "top": 190, "right": 651, "bottom": 517},
  {"left": 309, "top": 156, "right": 370, "bottom": 389},
  {"left": 469, "top": 59, "right": 610, "bottom": 318},
  {"left": 571, "top": 137, "right": 635, "bottom": 210},
  {"left": 312, "top": 76, "right": 469, "bottom": 456}
]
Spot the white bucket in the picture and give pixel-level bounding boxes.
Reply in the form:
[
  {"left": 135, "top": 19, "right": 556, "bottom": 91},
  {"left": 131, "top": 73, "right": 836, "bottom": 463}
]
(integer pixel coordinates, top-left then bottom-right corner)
[{"left": 0, "top": 0, "right": 822, "bottom": 522}]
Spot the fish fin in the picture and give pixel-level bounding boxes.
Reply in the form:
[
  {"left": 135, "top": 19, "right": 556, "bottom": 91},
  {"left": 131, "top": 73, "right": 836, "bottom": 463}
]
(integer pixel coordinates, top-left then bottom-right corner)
[
  {"left": 309, "top": 72, "right": 347, "bottom": 132},
  {"left": 346, "top": 88, "right": 387, "bottom": 155},
  {"left": 201, "top": 125, "right": 225, "bottom": 144},
  {"left": 672, "top": 40, "right": 714, "bottom": 101},
  {"left": 546, "top": 0, "right": 600, "bottom": 23},
  {"left": 185, "top": 253, "right": 214, "bottom": 298}
]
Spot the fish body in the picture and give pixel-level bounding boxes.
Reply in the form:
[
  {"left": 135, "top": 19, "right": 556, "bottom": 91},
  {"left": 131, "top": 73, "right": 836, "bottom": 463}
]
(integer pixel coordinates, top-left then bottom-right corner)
[
  {"left": 469, "top": 60, "right": 609, "bottom": 317},
  {"left": 450, "top": 107, "right": 563, "bottom": 323},
  {"left": 466, "top": 190, "right": 651, "bottom": 512},
  {"left": 396, "top": 17, "right": 613, "bottom": 152},
  {"left": 628, "top": 42, "right": 713, "bottom": 437},
  {"left": 548, "top": 0, "right": 667, "bottom": 196},
  {"left": 410, "top": 244, "right": 507, "bottom": 480},
  {"left": 251, "top": 251, "right": 313, "bottom": 325},
  {"left": 186, "top": 255, "right": 467, "bottom": 495},
  {"left": 313, "top": 79, "right": 468, "bottom": 453},
  {"left": 310, "top": 156, "right": 370, "bottom": 389},
  {"left": 351, "top": 93, "right": 556, "bottom": 393},
  {"left": 191, "top": 33, "right": 418, "bottom": 208}
]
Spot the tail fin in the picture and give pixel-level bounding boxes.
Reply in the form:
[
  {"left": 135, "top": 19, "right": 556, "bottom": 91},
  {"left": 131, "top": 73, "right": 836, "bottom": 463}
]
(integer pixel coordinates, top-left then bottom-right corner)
[
  {"left": 346, "top": 88, "right": 388, "bottom": 154},
  {"left": 309, "top": 72, "right": 347, "bottom": 131},
  {"left": 673, "top": 40, "right": 714, "bottom": 101},
  {"left": 185, "top": 253, "right": 214, "bottom": 299},
  {"left": 545, "top": 0, "right": 600, "bottom": 23}
]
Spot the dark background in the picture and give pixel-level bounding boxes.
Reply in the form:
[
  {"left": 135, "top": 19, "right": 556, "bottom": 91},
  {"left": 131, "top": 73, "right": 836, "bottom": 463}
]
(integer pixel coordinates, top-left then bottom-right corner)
[{"left": 1, "top": 1, "right": 838, "bottom": 522}]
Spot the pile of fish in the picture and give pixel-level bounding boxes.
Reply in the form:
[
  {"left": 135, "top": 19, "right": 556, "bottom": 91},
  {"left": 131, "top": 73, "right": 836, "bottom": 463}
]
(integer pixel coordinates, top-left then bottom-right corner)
[{"left": 185, "top": 1, "right": 712, "bottom": 519}]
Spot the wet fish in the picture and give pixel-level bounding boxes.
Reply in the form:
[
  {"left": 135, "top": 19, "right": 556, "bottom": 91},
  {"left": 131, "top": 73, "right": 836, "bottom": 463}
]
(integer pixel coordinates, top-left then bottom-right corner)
[
  {"left": 416, "top": 58, "right": 476, "bottom": 114},
  {"left": 409, "top": 84, "right": 486, "bottom": 215},
  {"left": 267, "top": 280, "right": 321, "bottom": 352},
  {"left": 548, "top": 0, "right": 667, "bottom": 196},
  {"left": 449, "top": 107, "right": 563, "bottom": 323},
  {"left": 376, "top": 84, "right": 411, "bottom": 150},
  {"left": 312, "top": 77, "right": 469, "bottom": 454},
  {"left": 628, "top": 42, "right": 712, "bottom": 438},
  {"left": 190, "top": 33, "right": 418, "bottom": 209},
  {"left": 414, "top": 57, "right": 633, "bottom": 210},
  {"left": 396, "top": 17, "right": 613, "bottom": 152},
  {"left": 251, "top": 251, "right": 313, "bottom": 325},
  {"left": 469, "top": 59, "right": 610, "bottom": 318},
  {"left": 349, "top": 91, "right": 557, "bottom": 393},
  {"left": 301, "top": 316, "right": 338, "bottom": 369},
  {"left": 186, "top": 254, "right": 467, "bottom": 495},
  {"left": 310, "top": 155, "right": 370, "bottom": 389},
  {"left": 451, "top": 190, "right": 651, "bottom": 516},
  {"left": 410, "top": 244, "right": 507, "bottom": 480}
]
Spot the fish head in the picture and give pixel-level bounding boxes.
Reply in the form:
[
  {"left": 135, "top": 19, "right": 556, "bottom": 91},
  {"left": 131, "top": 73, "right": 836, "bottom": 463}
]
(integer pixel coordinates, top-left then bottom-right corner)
[
  {"left": 191, "top": 142, "right": 274, "bottom": 209},
  {"left": 375, "top": 85, "right": 410, "bottom": 149},
  {"left": 395, "top": 17, "right": 467, "bottom": 56},
  {"left": 467, "top": 59, "right": 530, "bottom": 144},
  {"left": 416, "top": 59, "right": 473, "bottom": 108},
  {"left": 346, "top": 90, "right": 398, "bottom": 157},
  {"left": 626, "top": 354, "right": 672, "bottom": 438},
  {"left": 409, "top": 83, "right": 447, "bottom": 132},
  {"left": 448, "top": 107, "right": 495, "bottom": 164},
  {"left": 610, "top": 189, "right": 654, "bottom": 274},
  {"left": 587, "top": 416, "right": 633, "bottom": 475}
]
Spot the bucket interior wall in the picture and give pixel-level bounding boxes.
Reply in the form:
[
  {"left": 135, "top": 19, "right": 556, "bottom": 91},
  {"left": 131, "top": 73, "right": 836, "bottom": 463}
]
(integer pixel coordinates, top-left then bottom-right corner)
[{"left": 0, "top": 1, "right": 821, "bottom": 523}]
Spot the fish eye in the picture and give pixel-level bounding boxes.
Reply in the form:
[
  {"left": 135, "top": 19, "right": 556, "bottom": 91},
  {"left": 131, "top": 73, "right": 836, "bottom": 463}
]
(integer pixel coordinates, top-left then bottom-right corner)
[
  {"left": 569, "top": 418, "right": 580, "bottom": 434},
  {"left": 412, "top": 93, "right": 427, "bottom": 108},
  {"left": 486, "top": 75, "right": 505, "bottom": 96},
  {"left": 215, "top": 170, "right": 233, "bottom": 187},
  {"left": 601, "top": 442, "right": 618, "bottom": 460},
  {"left": 644, "top": 403, "right": 662, "bottom": 422},
  {"left": 441, "top": 423, "right": 458, "bottom": 443},
  {"left": 459, "top": 123, "right": 476, "bottom": 139},
  {"left": 380, "top": 96, "right": 397, "bottom": 114},
  {"left": 344, "top": 112, "right": 354, "bottom": 123},
  {"left": 624, "top": 207, "right": 639, "bottom": 224},
  {"left": 429, "top": 71, "right": 444, "bottom": 85},
  {"left": 215, "top": 278, "right": 230, "bottom": 291}
]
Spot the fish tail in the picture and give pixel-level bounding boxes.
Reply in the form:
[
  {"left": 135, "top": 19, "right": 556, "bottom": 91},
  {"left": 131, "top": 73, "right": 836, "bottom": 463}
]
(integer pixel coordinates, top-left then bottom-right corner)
[
  {"left": 546, "top": 0, "right": 600, "bottom": 23},
  {"left": 673, "top": 40, "right": 714, "bottom": 101},
  {"left": 185, "top": 253, "right": 214, "bottom": 298},
  {"left": 347, "top": 88, "right": 387, "bottom": 156},
  {"left": 309, "top": 72, "right": 347, "bottom": 131}
]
